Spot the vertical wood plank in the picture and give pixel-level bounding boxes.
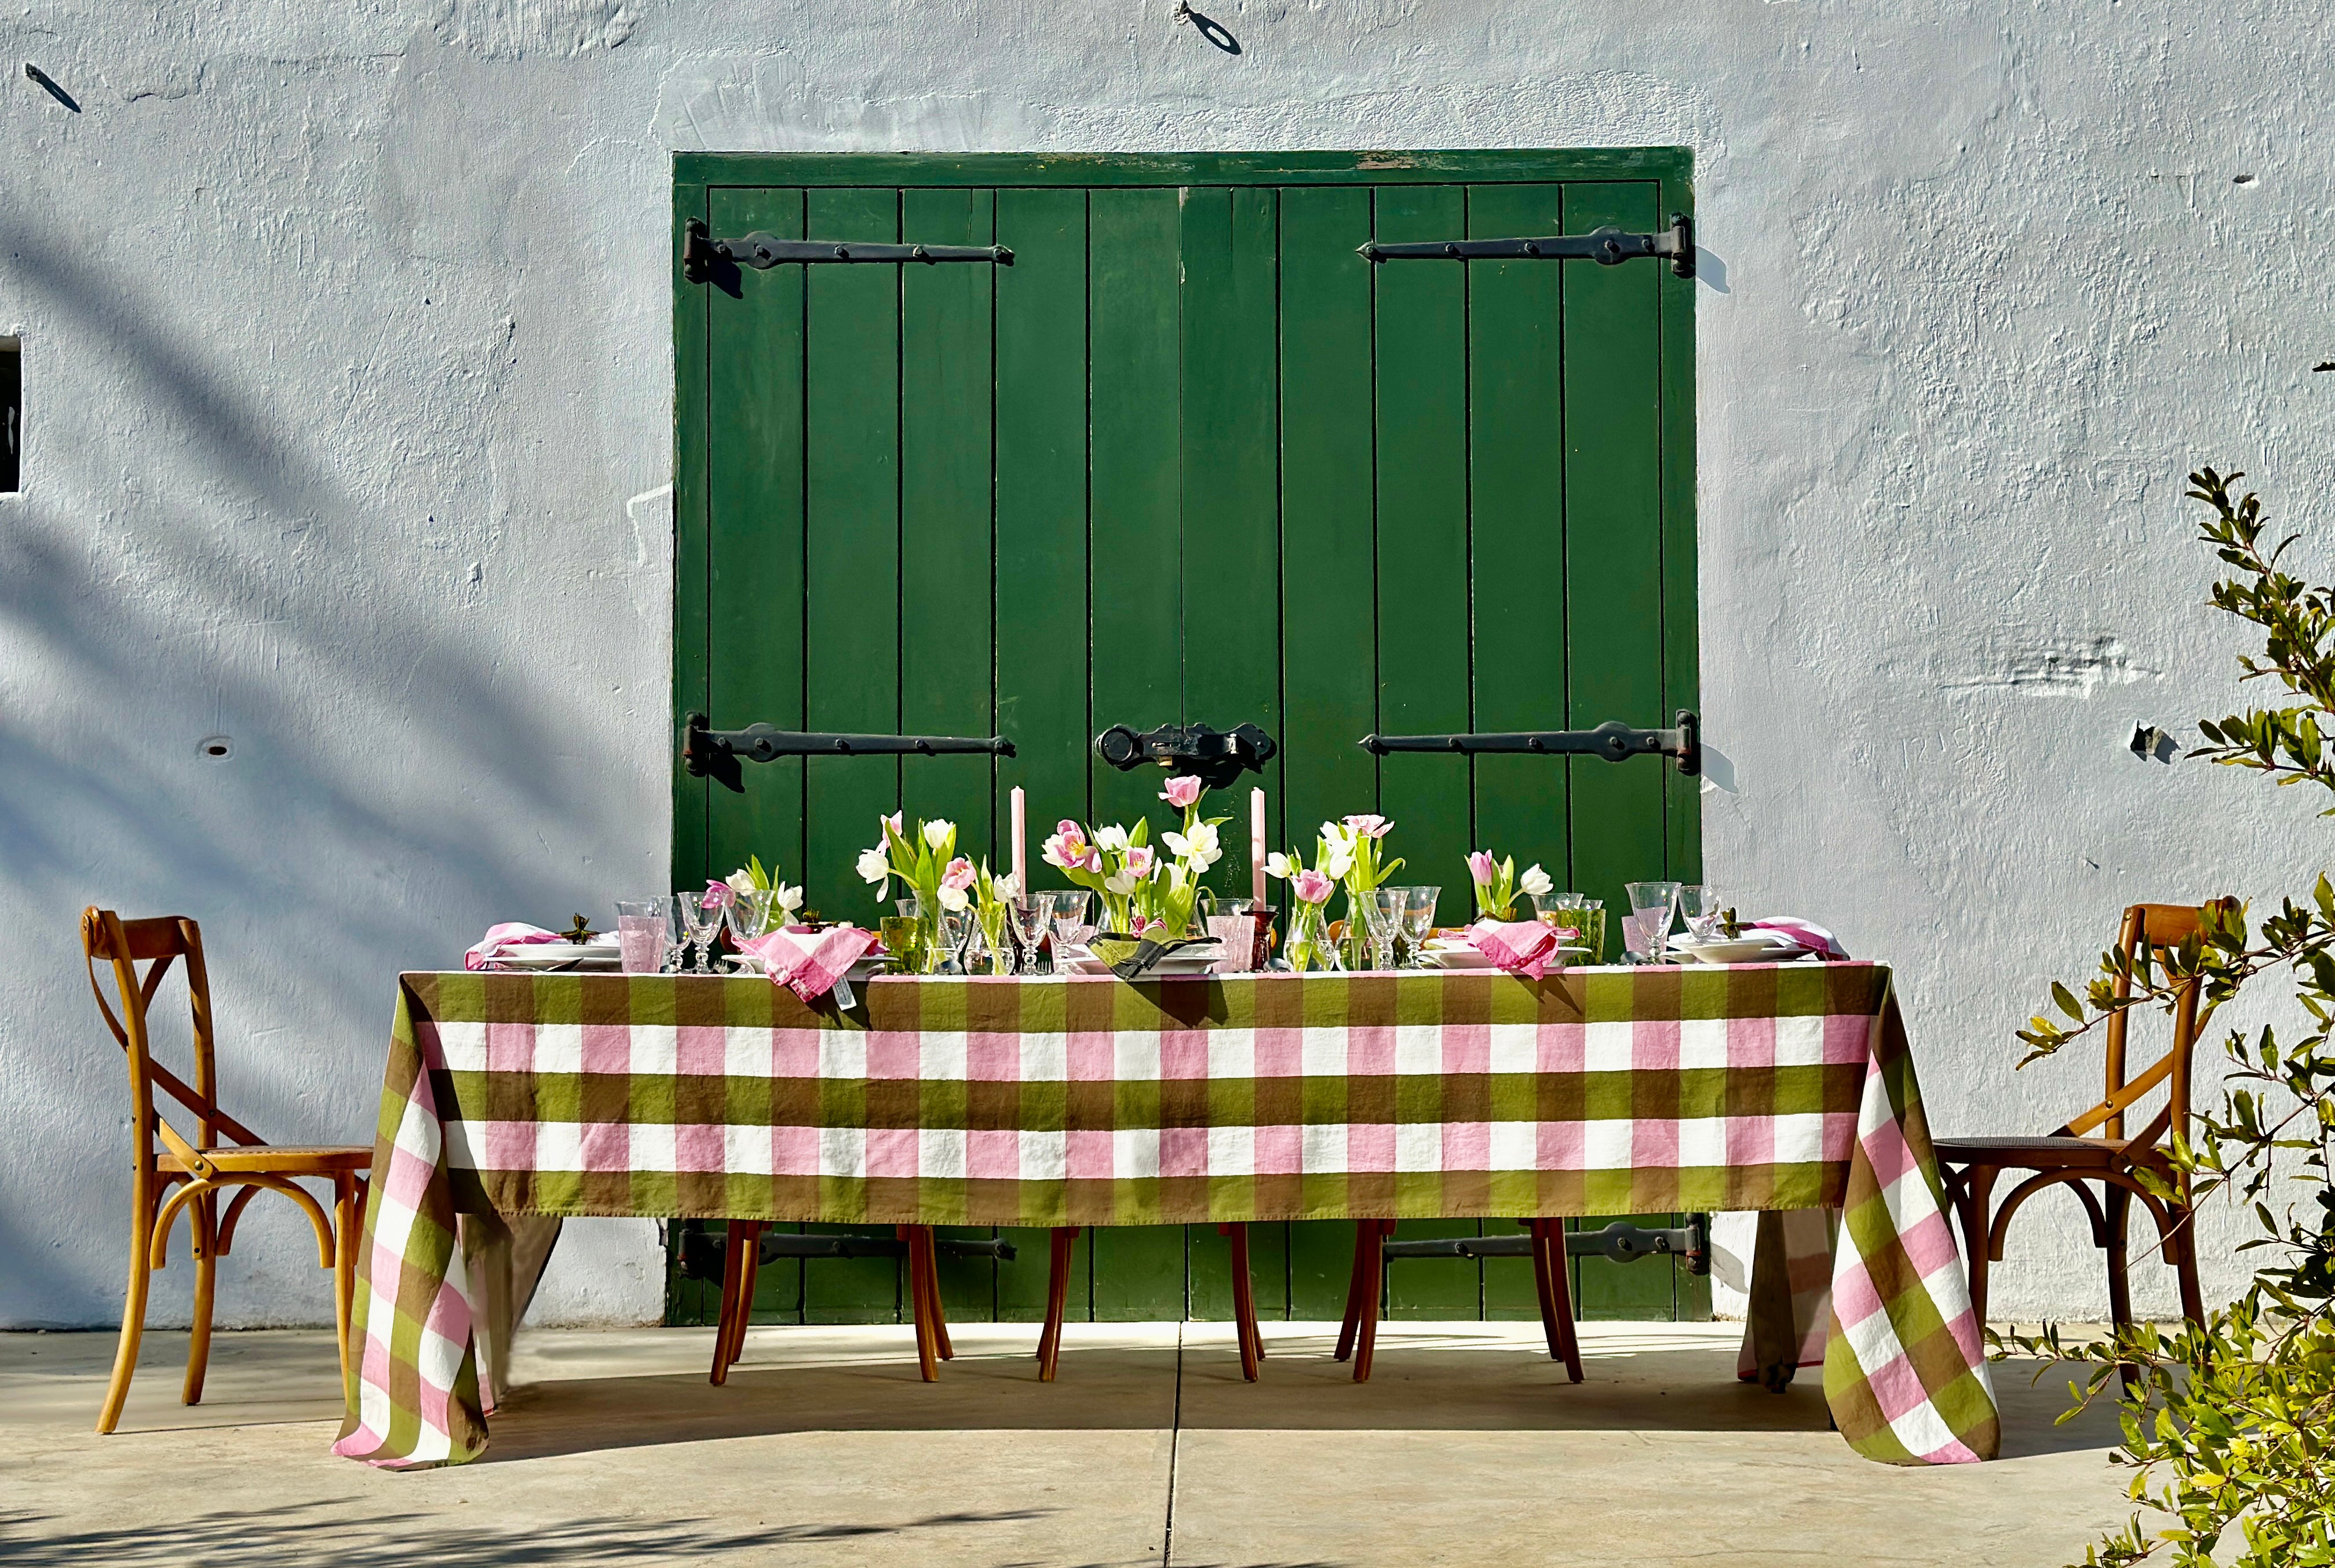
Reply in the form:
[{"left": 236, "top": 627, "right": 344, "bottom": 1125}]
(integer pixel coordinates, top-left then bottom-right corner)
[
  {"left": 1276, "top": 186, "right": 1378, "bottom": 879},
  {"left": 1561, "top": 180, "right": 1674, "bottom": 1316},
  {"left": 672, "top": 181, "right": 713, "bottom": 894},
  {"left": 704, "top": 188, "right": 808, "bottom": 895},
  {"left": 1178, "top": 185, "right": 1282, "bottom": 905},
  {"left": 995, "top": 189, "right": 1093, "bottom": 868},
  {"left": 1087, "top": 187, "right": 1184, "bottom": 840},
  {"left": 1373, "top": 185, "right": 1475, "bottom": 913},
  {"left": 802, "top": 187, "right": 904, "bottom": 928},
  {"left": 1658, "top": 170, "right": 1702, "bottom": 914},
  {"left": 1466, "top": 183, "right": 1571, "bottom": 895},
  {"left": 900, "top": 188, "right": 999, "bottom": 870}
]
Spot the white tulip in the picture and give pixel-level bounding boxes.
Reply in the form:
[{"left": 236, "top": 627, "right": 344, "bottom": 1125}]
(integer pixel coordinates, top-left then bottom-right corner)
[
  {"left": 776, "top": 883, "right": 805, "bottom": 914},
  {"left": 1322, "top": 846, "right": 1355, "bottom": 880},
  {"left": 856, "top": 847, "right": 892, "bottom": 885},
  {"left": 724, "top": 869, "right": 757, "bottom": 896},
  {"left": 1095, "top": 823, "right": 1130, "bottom": 852},
  {"left": 994, "top": 872, "right": 1019, "bottom": 900},
  {"left": 1105, "top": 869, "right": 1137, "bottom": 896},
  {"left": 1265, "top": 852, "right": 1295, "bottom": 880},
  {"left": 1519, "top": 863, "right": 1553, "bottom": 898},
  {"left": 924, "top": 819, "right": 954, "bottom": 850},
  {"left": 937, "top": 884, "right": 970, "bottom": 913}
]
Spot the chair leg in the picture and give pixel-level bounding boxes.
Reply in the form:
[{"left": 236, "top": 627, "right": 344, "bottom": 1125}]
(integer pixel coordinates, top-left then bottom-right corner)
[
  {"left": 2172, "top": 1209, "right": 2206, "bottom": 1326},
  {"left": 331, "top": 1176, "right": 359, "bottom": 1394},
  {"left": 183, "top": 1191, "right": 217, "bottom": 1406},
  {"left": 1334, "top": 1220, "right": 1371, "bottom": 1363},
  {"left": 1534, "top": 1220, "right": 1585, "bottom": 1384},
  {"left": 901, "top": 1226, "right": 939, "bottom": 1383},
  {"left": 1352, "top": 1219, "right": 1387, "bottom": 1384},
  {"left": 1223, "top": 1223, "right": 1261, "bottom": 1382},
  {"left": 1038, "top": 1227, "right": 1075, "bottom": 1382},
  {"left": 708, "top": 1220, "right": 755, "bottom": 1385},
  {"left": 915, "top": 1228, "right": 954, "bottom": 1362},
  {"left": 1958, "top": 1166, "right": 1998, "bottom": 1326},
  {"left": 729, "top": 1223, "right": 765, "bottom": 1376},
  {"left": 98, "top": 1191, "right": 156, "bottom": 1435},
  {"left": 2103, "top": 1183, "right": 2139, "bottom": 1393},
  {"left": 1528, "top": 1220, "right": 1564, "bottom": 1359}
]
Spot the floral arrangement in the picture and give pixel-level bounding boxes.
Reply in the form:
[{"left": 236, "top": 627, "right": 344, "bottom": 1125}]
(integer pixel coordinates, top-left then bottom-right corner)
[
  {"left": 1265, "top": 835, "right": 1347, "bottom": 972},
  {"left": 1324, "top": 814, "right": 1403, "bottom": 967},
  {"left": 701, "top": 855, "right": 805, "bottom": 938},
  {"left": 1465, "top": 849, "right": 1550, "bottom": 921},
  {"left": 856, "top": 814, "right": 973, "bottom": 917},
  {"left": 1042, "top": 775, "right": 1226, "bottom": 938},
  {"left": 971, "top": 860, "right": 1019, "bottom": 974}
]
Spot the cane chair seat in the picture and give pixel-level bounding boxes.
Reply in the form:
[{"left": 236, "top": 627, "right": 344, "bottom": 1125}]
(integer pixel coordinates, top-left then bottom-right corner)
[
  {"left": 1932, "top": 1134, "right": 2147, "bottom": 1168},
  {"left": 158, "top": 1145, "right": 374, "bottom": 1174}
]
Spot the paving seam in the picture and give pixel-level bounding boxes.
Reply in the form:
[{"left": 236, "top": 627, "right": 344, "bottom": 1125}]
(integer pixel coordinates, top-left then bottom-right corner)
[{"left": 1161, "top": 1319, "right": 1186, "bottom": 1566}]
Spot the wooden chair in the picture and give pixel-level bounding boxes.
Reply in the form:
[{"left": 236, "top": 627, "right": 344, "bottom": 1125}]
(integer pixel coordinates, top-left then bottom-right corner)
[
  {"left": 1937, "top": 901, "right": 2223, "bottom": 1342},
  {"left": 707, "top": 1221, "right": 1269, "bottom": 1384},
  {"left": 1336, "top": 1219, "right": 1584, "bottom": 1383},
  {"left": 81, "top": 907, "right": 373, "bottom": 1434}
]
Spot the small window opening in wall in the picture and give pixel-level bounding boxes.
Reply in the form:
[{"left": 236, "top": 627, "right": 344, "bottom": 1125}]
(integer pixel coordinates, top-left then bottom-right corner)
[{"left": 1, "top": 338, "right": 18, "bottom": 494}]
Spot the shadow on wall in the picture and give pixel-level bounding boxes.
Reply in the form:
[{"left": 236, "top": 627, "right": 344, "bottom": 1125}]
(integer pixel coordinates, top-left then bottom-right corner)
[{"left": 0, "top": 218, "right": 648, "bottom": 1322}]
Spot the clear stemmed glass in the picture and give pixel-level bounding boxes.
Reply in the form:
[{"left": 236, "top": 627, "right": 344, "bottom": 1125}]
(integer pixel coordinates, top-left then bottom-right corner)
[
  {"left": 1398, "top": 886, "right": 1440, "bottom": 968},
  {"left": 1008, "top": 896, "right": 1053, "bottom": 975},
  {"left": 722, "top": 888, "right": 776, "bottom": 958},
  {"left": 1046, "top": 890, "right": 1095, "bottom": 972},
  {"left": 677, "top": 890, "right": 723, "bottom": 974},
  {"left": 1675, "top": 885, "right": 1725, "bottom": 946},
  {"left": 1622, "top": 880, "right": 1683, "bottom": 964},
  {"left": 614, "top": 898, "right": 677, "bottom": 974},
  {"left": 1362, "top": 888, "right": 1407, "bottom": 972}
]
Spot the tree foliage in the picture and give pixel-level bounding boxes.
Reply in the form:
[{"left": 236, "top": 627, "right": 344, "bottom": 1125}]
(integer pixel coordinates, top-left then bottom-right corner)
[{"left": 1997, "top": 470, "right": 2335, "bottom": 1566}]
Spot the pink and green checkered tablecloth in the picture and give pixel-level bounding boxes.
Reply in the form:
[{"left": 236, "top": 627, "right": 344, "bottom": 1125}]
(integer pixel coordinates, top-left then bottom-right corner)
[{"left": 333, "top": 964, "right": 1997, "bottom": 1469}]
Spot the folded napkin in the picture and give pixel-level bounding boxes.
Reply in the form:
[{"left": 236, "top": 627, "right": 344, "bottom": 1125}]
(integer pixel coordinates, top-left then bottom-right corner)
[
  {"left": 1745, "top": 917, "right": 1850, "bottom": 961},
  {"left": 464, "top": 922, "right": 564, "bottom": 971},
  {"left": 739, "top": 924, "right": 878, "bottom": 1003},
  {"left": 1466, "top": 918, "right": 1568, "bottom": 980}
]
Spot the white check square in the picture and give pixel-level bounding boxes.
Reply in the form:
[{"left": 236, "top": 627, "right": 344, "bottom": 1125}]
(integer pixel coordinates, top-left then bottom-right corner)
[
  {"left": 1677, "top": 1018, "right": 1733, "bottom": 1071},
  {"left": 1488, "top": 1023, "right": 1538, "bottom": 1077},
  {"left": 532, "top": 1024, "right": 584, "bottom": 1075},
  {"left": 1584, "top": 1021, "right": 1634, "bottom": 1075},
  {"left": 535, "top": 1121, "right": 585, "bottom": 1172}
]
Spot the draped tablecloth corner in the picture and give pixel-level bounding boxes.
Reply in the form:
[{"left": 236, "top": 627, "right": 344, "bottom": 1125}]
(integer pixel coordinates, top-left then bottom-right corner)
[{"left": 337, "top": 964, "right": 1998, "bottom": 1468}]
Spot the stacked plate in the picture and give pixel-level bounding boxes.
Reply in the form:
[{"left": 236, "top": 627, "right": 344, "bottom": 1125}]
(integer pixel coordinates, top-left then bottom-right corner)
[
  {"left": 490, "top": 939, "right": 622, "bottom": 972},
  {"left": 1669, "top": 929, "right": 1813, "bottom": 965},
  {"left": 1060, "top": 942, "right": 1224, "bottom": 977},
  {"left": 1422, "top": 939, "right": 1593, "bottom": 971}
]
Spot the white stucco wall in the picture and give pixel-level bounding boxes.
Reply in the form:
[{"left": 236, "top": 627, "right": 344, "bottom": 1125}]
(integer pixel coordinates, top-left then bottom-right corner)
[{"left": 3, "top": 1, "right": 2328, "bottom": 1331}]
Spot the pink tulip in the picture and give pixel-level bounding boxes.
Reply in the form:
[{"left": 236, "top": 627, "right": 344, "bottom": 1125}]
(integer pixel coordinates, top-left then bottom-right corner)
[
  {"left": 1056, "top": 818, "right": 1082, "bottom": 837},
  {"left": 1343, "top": 814, "right": 1393, "bottom": 840},
  {"left": 941, "top": 856, "right": 976, "bottom": 892},
  {"left": 1466, "top": 850, "right": 1497, "bottom": 886},
  {"left": 701, "top": 880, "right": 735, "bottom": 910},
  {"left": 1159, "top": 775, "right": 1203, "bottom": 810},
  {"left": 1293, "top": 868, "right": 1334, "bottom": 905},
  {"left": 1044, "top": 827, "right": 1096, "bottom": 873},
  {"left": 1124, "top": 844, "right": 1157, "bottom": 878}
]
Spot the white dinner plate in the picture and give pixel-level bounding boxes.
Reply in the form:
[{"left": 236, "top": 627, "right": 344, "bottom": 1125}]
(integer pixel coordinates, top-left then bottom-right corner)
[
  {"left": 491, "top": 946, "right": 622, "bottom": 971},
  {"left": 1425, "top": 943, "right": 1497, "bottom": 970},
  {"left": 1063, "top": 945, "right": 1224, "bottom": 977},
  {"left": 1673, "top": 938, "right": 1802, "bottom": 965}
]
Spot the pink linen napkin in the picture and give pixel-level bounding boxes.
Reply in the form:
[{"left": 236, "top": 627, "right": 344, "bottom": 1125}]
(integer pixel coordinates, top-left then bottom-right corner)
[
  {"left": 739, "top": 925, "right": 878, "bottom": 1002},
  {"left": 464, "top": 922, "right": 564, "bottom": 971},
  {"left": 1746, "top": 918, "right": 1851, "bottom": 961},
  {"left": 1466, "top": 918, "right": 1567, "bottom": 980}
]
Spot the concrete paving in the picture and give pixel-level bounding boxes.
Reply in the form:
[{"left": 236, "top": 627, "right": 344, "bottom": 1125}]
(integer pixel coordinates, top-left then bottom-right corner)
[{"left": 0, "top": 1321, "right": 2143, "bottom": 1567}]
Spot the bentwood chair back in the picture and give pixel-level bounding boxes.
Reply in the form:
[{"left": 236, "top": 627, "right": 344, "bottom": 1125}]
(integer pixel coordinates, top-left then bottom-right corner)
[
  {"left": 1937, "top": 899, "right": 2228, "bottom": 1337},
  {"left": 81, "top": 907, "right": 371, "bottom": 1433}
]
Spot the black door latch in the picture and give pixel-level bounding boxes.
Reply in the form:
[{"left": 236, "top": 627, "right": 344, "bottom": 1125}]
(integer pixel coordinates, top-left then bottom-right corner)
[{"left": 1093, "top": 721, "right": 1277, "bottom": 792}]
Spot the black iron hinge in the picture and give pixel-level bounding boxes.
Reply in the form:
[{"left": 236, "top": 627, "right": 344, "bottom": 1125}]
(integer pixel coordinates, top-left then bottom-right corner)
[
  {"left": 1359, "top": 213, "right": 1694, "bottom": 279},
  {"left": 682, "top": 712, "right": 1014, "bottom": 793},
  {"left": 683, "top": 218, "right": 1012, "bottom": 283},
  {"left": 1360, "top": 711, "right": 1699, "bottom": 777}
]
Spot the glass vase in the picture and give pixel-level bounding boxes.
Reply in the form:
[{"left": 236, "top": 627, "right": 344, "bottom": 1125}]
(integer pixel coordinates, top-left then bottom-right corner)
[{"left": 1286, "top": 901, "right": 1344, "bottom": 973}]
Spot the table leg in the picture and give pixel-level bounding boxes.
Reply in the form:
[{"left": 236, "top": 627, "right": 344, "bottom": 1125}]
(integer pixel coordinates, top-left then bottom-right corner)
[
  {"left": 1333, "top": 1220, "right": 1371, "bottom": 1363},
  {"left": 1038, "top": 1226, "right": 1077, "bottom": 1382},
  {"left": 900, "top": 1225, "right": 940, "bottom": 1382},
  {"left": 1222, "top": 1223, "right": 1261, "bottom": 1382},
  {"left": 709, "top": 1220, "right": 750, "bottom": 1385},
  {"left": 1352, "top": 1219, "right": 1387, "bottom": 1383},
  {"left": 915, "top": 1227, "right": 954, "bottom": 1361},
  {"left": 1534, "top": 1220, "right": 1584, "bottom": 1384}
]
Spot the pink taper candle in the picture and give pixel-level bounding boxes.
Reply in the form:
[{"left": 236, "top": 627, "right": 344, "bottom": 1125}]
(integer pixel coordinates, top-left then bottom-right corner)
[
  {"left": 1250, "top": 787, "right": 1268, "bottom": 905},
  {"left": 1010, "top": 786, "right": 1028, "bottom": 889}
]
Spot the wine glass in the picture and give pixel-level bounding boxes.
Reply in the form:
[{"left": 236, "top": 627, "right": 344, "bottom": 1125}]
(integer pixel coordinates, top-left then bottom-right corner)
[
  {"left": 1676, "top": 885, "right": 1725, "bottom": 946},
  {"left": 1006, "top": 896, "right": 1053, "bottom": 975},
  {"left": 677, "top": 890, "right": 723, "bottom": 975},
  {"left": 1046, "top": 890, "right": 1095, "bottom": 972},
  {"left": 722, "top": 888, "right": 776, "bottom": 960},
  {"left": 1398, "top": 886, "right": 1440, "bottom": 968},
  {"left": 1622, "top": 881, "right": 1683, "bottom": 964},
  {"left": 1362, "top": 888, "right": 1406, "bottom": 972}
]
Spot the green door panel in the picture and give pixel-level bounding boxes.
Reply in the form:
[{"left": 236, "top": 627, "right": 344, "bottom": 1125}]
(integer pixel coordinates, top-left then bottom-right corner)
[{"left": 678, "top": 153, "right": 1698, "bottom": 1329}]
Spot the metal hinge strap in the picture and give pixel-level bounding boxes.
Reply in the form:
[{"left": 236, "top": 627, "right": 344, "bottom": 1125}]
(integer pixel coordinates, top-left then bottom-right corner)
[
  {"left": 682, "top": 712, "right": 1014, "bottom": 793},
  {"left": 1360, "top": 710, "right": 1700, "bottom": 776},
  {"left": 1359, "top": 213, "right": 1694, "bottom": 279},
  {"left": 683, "top": 219, "right": 1012, "bottom": 282}
]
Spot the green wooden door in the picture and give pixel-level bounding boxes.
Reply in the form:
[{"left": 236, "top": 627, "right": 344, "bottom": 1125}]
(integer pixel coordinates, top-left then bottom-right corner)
[{"left": 671, "top": 151, "right": 1701, "bottom": 1330}]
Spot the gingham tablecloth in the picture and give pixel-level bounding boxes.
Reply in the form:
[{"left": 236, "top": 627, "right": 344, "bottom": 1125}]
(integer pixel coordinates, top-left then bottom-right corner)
[{"left": 333, "top": 964, "right": 1997, "bottom": 1469}]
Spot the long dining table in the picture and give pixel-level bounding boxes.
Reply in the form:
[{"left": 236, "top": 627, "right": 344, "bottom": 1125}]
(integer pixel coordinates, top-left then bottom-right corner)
[{"left": 332, "top": 961, "right": 1998, "bottom": 1469}]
